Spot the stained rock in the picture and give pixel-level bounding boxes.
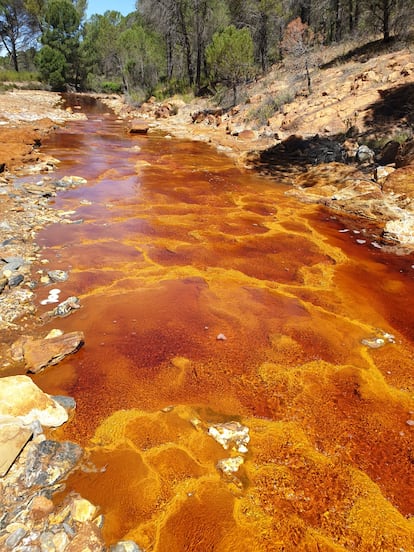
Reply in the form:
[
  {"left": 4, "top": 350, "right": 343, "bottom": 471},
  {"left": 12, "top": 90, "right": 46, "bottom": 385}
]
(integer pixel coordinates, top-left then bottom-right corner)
[
  {"left": 0, "top": 375, "right": 68, "bottom": 427},
  {"left": 24, "top": 440, "right": 83, "bottom": 488},
  {"left": 30, "top": 495, "right": 55, "bottom": 520},
  {"left": 64, "top": 522, "right": 105, "bottom": 552},
  {"left": 128, "top": 119, "right": 149, "bottom": 134},
  {"left": 12, "top": 331, "right": 84, "bottom": 373}
]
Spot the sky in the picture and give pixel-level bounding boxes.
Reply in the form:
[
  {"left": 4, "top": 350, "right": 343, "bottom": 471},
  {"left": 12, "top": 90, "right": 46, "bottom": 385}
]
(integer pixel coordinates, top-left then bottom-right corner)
[{"left": 86, "top": 0, "right": 136, "bottom": 18}]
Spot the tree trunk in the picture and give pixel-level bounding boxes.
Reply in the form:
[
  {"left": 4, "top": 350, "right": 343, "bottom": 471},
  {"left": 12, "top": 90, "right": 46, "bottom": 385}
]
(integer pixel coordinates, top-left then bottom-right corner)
[
  {"left": 383, "top": 0, "right": 390, "bottom": 41},
  {"left": 305, "top": 59, "right": 311, "bottom": 93},
  {"left": 177, "top": 1, "right": 194, "bottom": 85}
]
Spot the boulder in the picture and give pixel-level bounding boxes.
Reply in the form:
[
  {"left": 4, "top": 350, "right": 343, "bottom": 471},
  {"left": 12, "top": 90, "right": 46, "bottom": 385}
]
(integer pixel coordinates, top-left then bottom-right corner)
[
  {"left": 0, "top": 419, "right": 32, "bottom": 476},
  {"left": 127, "top": 120, "right": 149, "bottom": 134},
  {"left": 395, "top": 139, "right": 414, "bottom": 168},
  {"left": 0, "top": 375, "right": 68, "bottom": 427},
  {"left": 11, "top": 331, "right": 84, "bottom": 373},
  {"left": 356, "top": 144, "right": 375, "bottom": 164},
  {"left": 378, "top": 140, "right": 400, "bottom": 165}
]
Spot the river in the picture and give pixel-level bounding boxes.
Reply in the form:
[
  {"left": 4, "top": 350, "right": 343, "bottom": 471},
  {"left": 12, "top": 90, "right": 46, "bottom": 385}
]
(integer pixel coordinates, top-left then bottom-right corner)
[{"left": 32, "top": 96, "right": 414, "bottom": 551}]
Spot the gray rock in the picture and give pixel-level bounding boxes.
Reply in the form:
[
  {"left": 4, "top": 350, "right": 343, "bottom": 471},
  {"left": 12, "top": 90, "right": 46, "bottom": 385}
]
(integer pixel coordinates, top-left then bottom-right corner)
[
  {"left": 8, "top": 274, "right": 24, "bottom": 287},
  {"left": 356, "top": 144, "right": 375, "bottom": 164},
  {"left": 6, "top": 527, "right": 27, "bottom": 548},
  {"left": 24, "top": 440, "right": 82, "bottom": 488},
  {"left": 51, "top": 396, "right": 76, "bottom": 413}
]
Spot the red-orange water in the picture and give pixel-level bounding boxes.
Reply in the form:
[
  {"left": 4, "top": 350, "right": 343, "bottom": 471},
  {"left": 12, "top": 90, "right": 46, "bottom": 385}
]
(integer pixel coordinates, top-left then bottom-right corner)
[{"left": 33, "top": 97, "right": 414, "bottom": 551}]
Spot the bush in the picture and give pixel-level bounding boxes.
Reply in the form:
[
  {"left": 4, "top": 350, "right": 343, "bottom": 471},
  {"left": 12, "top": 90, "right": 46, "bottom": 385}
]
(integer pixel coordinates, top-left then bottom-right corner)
[{"left": 247, "top": 90, "right": 294, "bottom": 126}]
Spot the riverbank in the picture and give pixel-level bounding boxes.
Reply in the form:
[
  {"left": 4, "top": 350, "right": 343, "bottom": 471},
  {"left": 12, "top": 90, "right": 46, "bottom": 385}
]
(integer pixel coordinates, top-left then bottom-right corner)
[
  {"left": 101, "top": 45, "right": 414, "bottom": 250},
  {"left": 0, "top": 92, "right": 141, "bottom": 551}
]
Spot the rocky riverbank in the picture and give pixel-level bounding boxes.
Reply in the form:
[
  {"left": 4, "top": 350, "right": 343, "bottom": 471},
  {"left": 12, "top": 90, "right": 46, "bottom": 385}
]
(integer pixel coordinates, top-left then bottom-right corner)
[
  {"left": 0, "top": 91, "right": 141, "bottom": 551},
  {"left": 101, "top": 46, "right": 414, "bottom": 250}
]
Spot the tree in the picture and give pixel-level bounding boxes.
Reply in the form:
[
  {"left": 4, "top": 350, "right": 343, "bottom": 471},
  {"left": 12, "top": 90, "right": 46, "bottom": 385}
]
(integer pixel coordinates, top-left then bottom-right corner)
[
  {"left": 81, "top": 10, "right": 125, "bottom": 86},
  {"left": 0, "top": 0, "right": 38, "bottom": 71},
  {"left": 35, "top": 0, "right": 82, "bottom": 89},
  {"left": 363, "top": 0, "right": 412, "bottom": 41},
  {"left": 117, "top": 24, "right": 165, "bottom": 97},
  {"left": 206, "top": 24, "right": 254, "bottom": 104}
]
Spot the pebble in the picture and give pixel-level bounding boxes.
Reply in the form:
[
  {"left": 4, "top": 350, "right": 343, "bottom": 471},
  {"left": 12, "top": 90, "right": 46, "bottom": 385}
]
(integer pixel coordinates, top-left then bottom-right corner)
[
  {"left": 6, "top": 527, "right": 27, "bottom": 548},
  {"left": 8, "top": 273, "right": 24, "bottom": 287},
  {"left": 47, "top": 270, "right": 68, "bottom": 282},
  {"left": 406, "top": 420, "right": 414, "bottom": 426},
  {"left": 216, "top": 333, "right": 227, "bottom": 341}
]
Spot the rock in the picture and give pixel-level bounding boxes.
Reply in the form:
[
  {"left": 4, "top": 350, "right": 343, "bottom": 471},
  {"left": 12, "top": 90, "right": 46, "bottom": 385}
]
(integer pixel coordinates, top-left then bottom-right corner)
[
  {"left": 395, "top": 139, "right": 414, "bottom": 167},
  {"left": 24, "top": 440, "right": 83, "bottom": 488},
  {"left": 70, "top": 497, "right": 97, "bottom": 523},
  {"left": 238, "top": 129, "right": 257, "bottom": 141},
  {"left": 56, "top": 176, "right": 87, "bottom": 188},
  {"left": 51, "top": 395, "right": 77, "bottom": 413},
  {"left": 208, "top": 421, "right": 250, "bottom": 453},
  {"left": 378, "top": 140, "right": 400, "bottom": 165},
  {"left": 0, "top": 420, "right": 32, "bottom": 476},
  {"left": 361, "top": 337, "right": 385, "bottom": 349},
  {"left": 47, "top": 270, "right": 68, "bottom": 282},
  {"left": 65, "top": 522, "right": 105, "bottom": 552},
  {"left": 0, "top": 375, "right": 68, "bottom": 427},
  {"left": 52, "top": 296, "right": 81, "bottom": 317},
  {"left": 216, "top": 456, "right": 244, "bottom": 475},
  {"left": 356, "top": 144, "right": 375, "bottom": 164},
  {"left": 12, "top": 331, "right": 84, "bottom": 373},
  {"left": 0, "top": 277, "right": 8, "bottom": 294},
  {"left": 383, "top": 214, "right": 414, "bottom": 245},
  {"left": 8, "top": 273, "right": 24, "bottom": 287},
  {"left": 5, "top": 527, "right": 27, "bottom": 548},
  {"left": 374, "top": 165, "right": 395, "bottom": 182},
  {"left": 216, "top": 333, "right": 227, "bottom": 341},
  {"left": 128, "top": 120, "right": 149, "bottom": 134},
  {"left": 110, "top": 541, "right": 144, "bottom": 552},
  {"left": 30, "top": 495, "right": 55, "bottom": 520}
]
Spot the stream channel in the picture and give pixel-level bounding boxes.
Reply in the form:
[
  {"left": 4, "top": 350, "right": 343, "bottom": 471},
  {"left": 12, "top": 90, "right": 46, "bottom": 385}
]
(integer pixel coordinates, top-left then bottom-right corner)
[{"left": 29, "top": 96, "right": 414, "bottom": 550}]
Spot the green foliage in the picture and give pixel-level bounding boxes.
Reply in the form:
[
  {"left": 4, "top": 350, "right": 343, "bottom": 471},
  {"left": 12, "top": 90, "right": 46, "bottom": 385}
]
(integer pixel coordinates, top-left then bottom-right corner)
[
  {"left": 0, "top": 68, "right": 38, "bottom": 81},
  {"left": 117, "top": 24, "right": 165, "bottom": 95},
  {"left": 206, "top": 24, "right": 254, "bottom": 104},
  {"left": 35, "top": 44, "right": 66, "bottom": 89},
  {"left": 35, "top": 0, "right": 82, "bottom": 89}
]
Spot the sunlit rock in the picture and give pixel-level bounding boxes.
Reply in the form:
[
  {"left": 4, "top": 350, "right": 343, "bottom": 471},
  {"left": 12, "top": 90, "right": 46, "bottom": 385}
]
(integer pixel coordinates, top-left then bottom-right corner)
[
  {"left": 216, "top": 455, "right": 244, "bottom": 475},
  {"left": 0, "top": 419, "right": 32, "bottom": 476},
  {"left": 0, "top": 375, "right": 68, "bottom": 427},
  {"left": 208, "top": 421, "right": 250, "bottom": 453}
]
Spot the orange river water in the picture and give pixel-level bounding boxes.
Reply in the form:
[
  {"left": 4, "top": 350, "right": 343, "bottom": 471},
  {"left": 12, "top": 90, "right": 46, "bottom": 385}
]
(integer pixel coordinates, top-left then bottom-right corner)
[{"left": 30, "top": 97, "right": 414, "bottom": 551}]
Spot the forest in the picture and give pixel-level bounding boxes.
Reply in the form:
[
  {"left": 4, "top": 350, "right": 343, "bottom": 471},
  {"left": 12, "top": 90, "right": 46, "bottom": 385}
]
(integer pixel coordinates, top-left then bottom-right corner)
[{"left": 0, "top": 0, "right": 413, "bottom": 103}]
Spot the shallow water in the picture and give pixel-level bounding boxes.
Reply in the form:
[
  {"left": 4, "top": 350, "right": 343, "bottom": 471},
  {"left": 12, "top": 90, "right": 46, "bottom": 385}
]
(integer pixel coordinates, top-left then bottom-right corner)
[{"left": 32, "top": 96, "right": 414, "bottom": 551}]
